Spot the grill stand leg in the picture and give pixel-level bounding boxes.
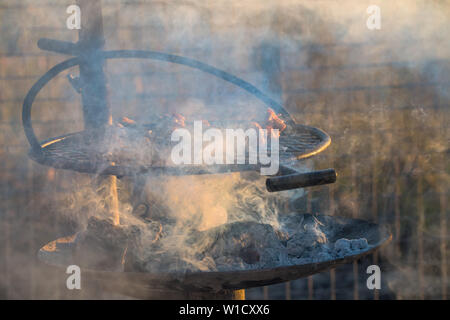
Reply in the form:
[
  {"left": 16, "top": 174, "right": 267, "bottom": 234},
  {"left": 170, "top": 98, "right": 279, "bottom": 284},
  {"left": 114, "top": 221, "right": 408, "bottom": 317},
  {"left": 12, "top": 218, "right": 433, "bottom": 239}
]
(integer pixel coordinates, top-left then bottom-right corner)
[
  {"left": 75, "top": 0, "right": 121, "bottom": 226},
  {"left": 185, "top": 289, "right": 245, "bottom": 300},
  {"left": 119, "top": 289, "right": 246, "bottom": 300},
  {"left": 108, "top": 174, "right": 120, "bottom": 226},
  {"left": 87, "top": 277, "right": 246, "bottom": 299}
]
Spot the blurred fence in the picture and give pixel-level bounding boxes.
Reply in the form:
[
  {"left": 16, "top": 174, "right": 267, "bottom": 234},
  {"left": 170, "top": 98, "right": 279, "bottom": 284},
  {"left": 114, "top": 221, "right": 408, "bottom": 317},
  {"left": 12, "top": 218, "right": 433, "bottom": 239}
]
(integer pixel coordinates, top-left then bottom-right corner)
[{"left": 0, "top": 0, "right": 448, "bottom": 299}]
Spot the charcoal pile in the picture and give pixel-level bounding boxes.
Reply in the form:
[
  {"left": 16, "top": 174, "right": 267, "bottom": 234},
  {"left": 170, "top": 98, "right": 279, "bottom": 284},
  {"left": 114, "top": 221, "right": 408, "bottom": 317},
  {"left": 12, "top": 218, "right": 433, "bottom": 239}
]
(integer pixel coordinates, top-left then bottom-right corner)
[{"left": 71, "top": 212, "right": 370, "bottom": 274}]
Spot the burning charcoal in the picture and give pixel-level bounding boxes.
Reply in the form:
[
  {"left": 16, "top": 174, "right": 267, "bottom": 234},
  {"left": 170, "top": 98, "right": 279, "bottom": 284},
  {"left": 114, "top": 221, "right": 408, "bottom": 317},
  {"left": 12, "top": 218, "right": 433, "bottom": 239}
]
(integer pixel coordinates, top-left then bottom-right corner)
[
  {"left": 124, "top": 243, "right": 163, "bottom": 273},
  {"left": 191, "top": 221, "right": 286, "bottom": 267},
  {"left": 132, "top": 203, "right": 149, "bottom": 220},
  {"left": 281, "top": 213, "right": 327, "bottom": 238},
  {"left": 172, "top": 113, "right": 185, "bottom": 127},
  {"left": 266, "top": 108, "right": 287, "bottom": 133},
  {"left": 149, "top": 113, "right": 186, "bottom": 135},
  {"left": 286, "top": 220, "right": 327, "bottom": 258},
  {"left": 123, "top": 254, "right": 144, "bottom": 272},
  {"left": 144, "top": 197, "right": 173, "bottom": 224},
  {"left": 122, "top": 219, "right": 168, "bottom": 272},
  {"left": 73, "top": 217, "right": 140, "bottom": 271},
  {"left": 239, "top": 245, "right": 260, "bottom": 264},
  {"left": 200, "top": 256, "right": 216, "bottom": 270},
  {"left": 120, "top": 116, "right": 136, "bottom": 126},
  {"left": 123, "top": 244, "right": 150, "bottom": 273},
  {"left": 304, "top": 222, "right": 327, "bottom": 243},
  {"left": 215, "top": 256, "right": 246, "bottom": 271},
  {"left": 286, "top": 238, "right": 306, "bottom": 257},
  {"left": 143, "top": 221, "right": 164, "bottom": 244},
  {"left": 132, "top": 201, "right": 173, "bottom": 228},
  {"left": 350, "top": 238, "right": 368, "bottom": 250},
  {"left": 275, "top": 229, "right": 290, "bottom": 244},
  {"left": 334, "top": 238, "right": 352, "bottom": 256},
  {"left": 279, "top": 212, "right": 305, "bottom": 232}
]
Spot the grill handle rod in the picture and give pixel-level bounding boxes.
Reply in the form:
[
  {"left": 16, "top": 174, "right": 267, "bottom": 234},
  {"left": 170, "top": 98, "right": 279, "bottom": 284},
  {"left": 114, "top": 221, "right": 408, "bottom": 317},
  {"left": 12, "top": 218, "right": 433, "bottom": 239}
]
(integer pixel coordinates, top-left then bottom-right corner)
[
  {"left": 266, "top": 168, "right": 337, "bottom": 192},
  {"left": 37, "top": 38, "right": 81, "bottom": 56}
]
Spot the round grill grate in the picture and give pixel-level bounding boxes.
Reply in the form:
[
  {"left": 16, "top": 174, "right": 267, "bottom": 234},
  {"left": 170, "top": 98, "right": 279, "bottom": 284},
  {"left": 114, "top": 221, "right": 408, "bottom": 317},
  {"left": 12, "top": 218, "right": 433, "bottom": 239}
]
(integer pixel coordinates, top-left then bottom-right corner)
[{"left": 31, "top": 124, "right": 330, "bottom": 177}]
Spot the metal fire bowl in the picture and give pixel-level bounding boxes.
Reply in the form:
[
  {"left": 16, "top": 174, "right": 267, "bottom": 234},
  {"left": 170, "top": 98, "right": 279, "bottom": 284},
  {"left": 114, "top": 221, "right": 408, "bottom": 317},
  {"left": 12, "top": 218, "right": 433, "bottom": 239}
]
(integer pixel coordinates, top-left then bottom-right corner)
[
  {"left": 29, "top": 123, "right": 330, "bottom": 177},
  {"left": 38, "top": 214, "right": 391, "bottom": 298}
]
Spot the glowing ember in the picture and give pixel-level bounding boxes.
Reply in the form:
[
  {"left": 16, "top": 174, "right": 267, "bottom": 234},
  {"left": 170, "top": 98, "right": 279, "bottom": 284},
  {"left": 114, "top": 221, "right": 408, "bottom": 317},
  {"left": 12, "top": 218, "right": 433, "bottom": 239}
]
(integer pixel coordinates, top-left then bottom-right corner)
[{"left": 265, "top": 108, "right": 287, "bottom": 135}]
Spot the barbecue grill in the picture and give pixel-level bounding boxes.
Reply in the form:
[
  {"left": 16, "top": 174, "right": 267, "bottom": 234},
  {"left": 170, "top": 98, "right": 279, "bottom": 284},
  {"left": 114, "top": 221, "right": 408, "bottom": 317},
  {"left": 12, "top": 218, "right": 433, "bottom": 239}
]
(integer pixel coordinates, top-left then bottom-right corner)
[{"left": 22, "top": 0, "right": 391, "bottom": 299}]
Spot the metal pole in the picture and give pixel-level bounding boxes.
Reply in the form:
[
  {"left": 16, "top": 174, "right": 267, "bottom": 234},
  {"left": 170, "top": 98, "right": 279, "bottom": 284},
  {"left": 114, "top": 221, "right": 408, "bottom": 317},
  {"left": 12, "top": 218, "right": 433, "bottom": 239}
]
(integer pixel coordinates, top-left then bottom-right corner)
[
  {"left": 76, "top": 0, "right": 111, "bottom": 129},
  {"left": 76, "top": 0, "right": 119, "bottom": 226}
]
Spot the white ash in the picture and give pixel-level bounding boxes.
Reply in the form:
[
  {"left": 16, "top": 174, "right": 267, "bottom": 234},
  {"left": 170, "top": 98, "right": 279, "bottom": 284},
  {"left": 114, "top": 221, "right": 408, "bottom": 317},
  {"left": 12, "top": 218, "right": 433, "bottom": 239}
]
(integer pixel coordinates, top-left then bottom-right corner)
[
  {"left": 124, "top": 213, "right": 370, "bottom": 273},
  {"left": 75, "top": 212, "right": 370, "bottom": 273},
  {"left": 209, "top": 214, "right": 369, "bottom": 272},
  {"left": 334, "top": 238, "right": 369, "bottom": 255}
]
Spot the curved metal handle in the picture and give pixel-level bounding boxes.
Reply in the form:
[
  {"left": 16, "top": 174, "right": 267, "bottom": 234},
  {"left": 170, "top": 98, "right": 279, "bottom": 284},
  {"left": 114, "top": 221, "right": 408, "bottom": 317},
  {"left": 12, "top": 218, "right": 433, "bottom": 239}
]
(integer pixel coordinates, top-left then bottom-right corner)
[
  {"left": 102, "top": 50, "right": 295, "bottom": 125},
  {"left": 23, "top": 48, "right": 296, "bottom": 154},
  {"left": 266, "top": 168, "right": 337, "bottom": 192},
  {"left": 22, "top": 57, "right": 81, "bottom": 155}
]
